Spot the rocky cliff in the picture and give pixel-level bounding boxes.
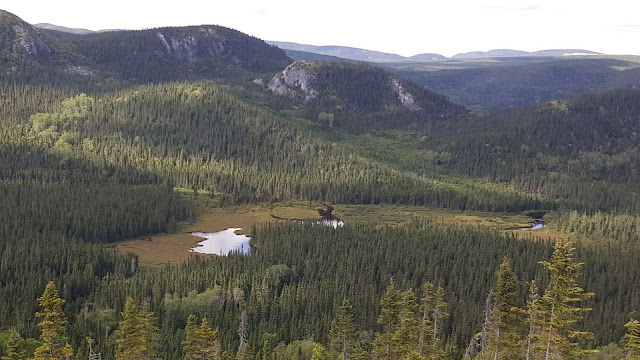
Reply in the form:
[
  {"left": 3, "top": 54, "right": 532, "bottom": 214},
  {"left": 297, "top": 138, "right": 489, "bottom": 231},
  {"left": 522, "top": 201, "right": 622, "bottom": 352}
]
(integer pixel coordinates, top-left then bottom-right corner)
[
  {"left": 268, "top": 61, "right": 424, "bottom": 112},
  {"left": 0, "top": 10, "right": 55, "bottom": 62}
]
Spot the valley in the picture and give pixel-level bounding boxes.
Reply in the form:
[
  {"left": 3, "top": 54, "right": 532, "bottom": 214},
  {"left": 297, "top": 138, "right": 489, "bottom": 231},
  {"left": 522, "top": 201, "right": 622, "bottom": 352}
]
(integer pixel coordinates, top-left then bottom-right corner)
[{"left": 0, "top": 8, "right": 639, "bottom": 360}]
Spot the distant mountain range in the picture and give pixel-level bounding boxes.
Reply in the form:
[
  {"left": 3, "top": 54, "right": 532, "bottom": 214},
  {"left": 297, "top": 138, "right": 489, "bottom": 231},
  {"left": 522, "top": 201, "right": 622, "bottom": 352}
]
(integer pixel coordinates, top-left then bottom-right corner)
[
  {"left": 266, "top": 41, "right": 446, "bottom": 62},
  {"left": 34, "top": 23, "right": 95, "bottom": 34},
  {"left": 451, "top": 49, "right": 602, "bottom": 59},
  {"left": 267, "top": 41, "right": 602, "bottom": 62}
]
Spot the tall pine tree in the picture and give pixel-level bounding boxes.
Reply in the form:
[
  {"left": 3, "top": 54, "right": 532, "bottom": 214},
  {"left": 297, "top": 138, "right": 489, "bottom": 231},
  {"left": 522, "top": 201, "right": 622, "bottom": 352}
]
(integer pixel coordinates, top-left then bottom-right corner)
[
  {"left": 31, "top": 281, "right": 73, "bottom": 360},
  {"left": 538, "top": 239, "right": 595, "bottom": 360},
  {"left": 329, "top": 299, "right": 358, "bottom": 360},
  {"left": 489, "top": 257, "right": 523, "bottom": 360},
  {"left": 115, "top": 297, "right": 160, "bottom": 360}
]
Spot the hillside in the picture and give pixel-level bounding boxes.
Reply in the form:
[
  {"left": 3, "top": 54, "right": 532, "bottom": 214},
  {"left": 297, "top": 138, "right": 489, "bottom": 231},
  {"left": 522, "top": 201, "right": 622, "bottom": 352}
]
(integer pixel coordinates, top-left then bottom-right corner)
[
  {"left": 386, "top": 56, "right": 640, "bottom": 108},
  {"left": 266, "top": 61, "right": 467, "bottom": 132},
  {"left": 67, "top": 26, "right": 292, "bottom": 84},
  {"left": 0, "top": 10, "right": 57, "bottom": 63}
]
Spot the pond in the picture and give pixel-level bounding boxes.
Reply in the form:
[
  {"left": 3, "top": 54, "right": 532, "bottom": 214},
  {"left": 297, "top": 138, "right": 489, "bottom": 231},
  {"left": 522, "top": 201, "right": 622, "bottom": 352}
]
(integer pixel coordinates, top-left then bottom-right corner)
[
  {"left": 518, "top": 220, "right": 546, "bottom": 231},
  {"left": 190, "top": 228, "right": 250, "bottom": 255}
]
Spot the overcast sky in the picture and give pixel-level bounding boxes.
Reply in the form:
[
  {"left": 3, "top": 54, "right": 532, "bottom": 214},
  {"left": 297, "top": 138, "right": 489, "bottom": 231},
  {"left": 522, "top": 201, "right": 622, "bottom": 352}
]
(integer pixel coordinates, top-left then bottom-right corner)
[{"left": 3, "top": 0, "right": 640, "bottom": 57}]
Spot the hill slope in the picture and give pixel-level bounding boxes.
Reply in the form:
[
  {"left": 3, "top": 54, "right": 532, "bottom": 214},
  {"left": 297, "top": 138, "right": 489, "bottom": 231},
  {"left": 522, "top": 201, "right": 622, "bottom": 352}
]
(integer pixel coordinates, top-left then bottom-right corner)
[
  {"left": 68, "top": 26, "right": 292, "bottom": 83},
  {"left": 387, "top": 56, "right": 640, "bottom": 108},
  {"left": 0, "top": 10, "right": 57, "bottom": 63},
  {"left": 266, "top": 61, "right": 467, "bottom": 131}
]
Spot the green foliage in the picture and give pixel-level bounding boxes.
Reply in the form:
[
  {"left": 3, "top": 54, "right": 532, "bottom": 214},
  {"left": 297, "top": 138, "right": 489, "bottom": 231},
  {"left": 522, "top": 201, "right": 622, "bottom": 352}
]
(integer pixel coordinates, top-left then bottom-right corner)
[
  {"left": 31, "top": 281, "right": 73, "bottom": 360},
  {"left": 183, "top": 315, "right": 221, "bottom": 360},
  {"left": 536, "top": 239, "right": 595, "bottom": 359},
  {"left": 548, "top": 210, "right": 640, "bottom": 248},
  {"left": 488, "top": 258, "right": 524, "bottom": 359},
  {"left": 329, "top": 299, "right": 358, "bottom": 360},
  {"left": 115, "top": 297, "right": 160, "bottom": 360},
  {"left": 0, "top": 329, "right": 26, "bottom": 360},
  {"left": 625, "top": 319, "right": 640, "bottom": 359},
  {"left": 66, "top": 26, "right": 291, "bottom": 84}
]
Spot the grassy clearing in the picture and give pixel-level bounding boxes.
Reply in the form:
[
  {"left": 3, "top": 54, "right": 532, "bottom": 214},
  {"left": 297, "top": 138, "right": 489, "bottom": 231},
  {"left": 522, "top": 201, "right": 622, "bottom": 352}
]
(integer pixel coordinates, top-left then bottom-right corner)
[
  {"left": 333, "top": 203, "right": 533, "bottom": 229},
  {"left": 114, "top": 200, "right": 324, "bottom": 267},
  {"left": 116, "top": 195, "right": 580, "bottom": 267}
]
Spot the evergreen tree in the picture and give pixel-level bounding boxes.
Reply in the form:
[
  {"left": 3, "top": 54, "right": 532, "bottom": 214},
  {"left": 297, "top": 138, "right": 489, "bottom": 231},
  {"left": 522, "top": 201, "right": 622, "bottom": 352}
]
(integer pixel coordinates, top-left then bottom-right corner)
[
  {"left": 183, "top": 314, "right": 199, "bottom": 360},
  {"left": 372, "top": 284, "right": 424, "bottom": 359},
  {"left": 31, "top": 281, "right": 73, "bottom": 360},
  {"left": 115, "top": 297, "right": 160, "bottom": 360},
  {"left": 538, "top": 238, "right": 595, "bottom": 359},
  {"left": 329, "top": 299, "right": 358, "bottom": 360},
  {"left": 489, "top": 257, "right": 523, "bottom": 359},
  {"left": 372, "top": 282, "right": 402, "bottom": 360},
  {"left": 194, "top": 318, "right": 221, "bottom": 360},
  {"left": 1, "top": 328, "right": 26, "bottom": 360},
  {"left": 392, "top": 290, "right": 420, "bottom": 358},
  {"left": 624, "top": 319, "right": 640, "bottom": 359},
  {"left": 418, "top": 282, "right": 435, "bottom": 357},
  {"left": 431, "top": 285, "right": 449, "bottom": 349},
  {"left": 523, "top": 281, "right": 543, "bottom": 360}
]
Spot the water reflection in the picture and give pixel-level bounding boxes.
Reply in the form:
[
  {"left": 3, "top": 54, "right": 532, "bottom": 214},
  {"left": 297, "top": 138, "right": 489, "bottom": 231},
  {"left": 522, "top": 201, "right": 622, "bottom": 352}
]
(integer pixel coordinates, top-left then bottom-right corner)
[{"left": 190, "top": 228, "right": 250, "bottom": 255}]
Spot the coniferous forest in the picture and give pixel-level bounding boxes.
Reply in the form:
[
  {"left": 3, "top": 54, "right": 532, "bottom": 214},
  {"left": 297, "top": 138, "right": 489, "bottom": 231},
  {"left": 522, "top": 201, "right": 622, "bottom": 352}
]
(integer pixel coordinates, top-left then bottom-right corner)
[{"left": 1, "top": 8, "right": 640, "bottom": 360}]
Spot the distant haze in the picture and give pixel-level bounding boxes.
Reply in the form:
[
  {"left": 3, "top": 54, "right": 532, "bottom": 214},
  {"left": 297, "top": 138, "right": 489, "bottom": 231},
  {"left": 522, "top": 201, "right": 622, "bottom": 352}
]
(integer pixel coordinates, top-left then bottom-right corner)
[{"left": 3, "top": 0, "right": 640, "bottom": 56}]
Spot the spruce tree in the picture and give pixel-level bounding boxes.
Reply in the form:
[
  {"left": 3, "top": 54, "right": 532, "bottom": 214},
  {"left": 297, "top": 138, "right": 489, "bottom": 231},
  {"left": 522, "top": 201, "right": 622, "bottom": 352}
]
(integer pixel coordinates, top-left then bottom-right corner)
[
  {"left": 372, "top": 282, "right": 403, "bottom": 360},
  {"left": 115, "top": 297, "right": 160, "bottom": 360},
  {"left": 194, "top": 318, "right": 221, "bottom": 360},
  {"left": 523, "top": 281, "right": 543, "bottom": 360},
  {"left": 183, "top": 314, "right": 199, "bottom": 360},
  {"left": 538, "top": 238, "right": 595, "bottom": 359},
  {"left": 329, "top": 299, "right": 358, "bottom": 360},
  {"left": 2, "top": 328, "right": 26, "bottom": 360},
  {"left": 392, "top": 289, "right": 420, "bottom": 358},
  {"left": 31, "top": 281, "right": 73, "bottom": 360},
  {"left": 418, "top": 282, "right": 435, "bottom": 357},
  {"left": 624, "top": 319, "right": 640, "bottom": 359},
  {"left": 489, "top": 257, "right": 523, "bottom": 360},
  {"left": 431, "top": 285, "right": 449, "bottom": 349}
]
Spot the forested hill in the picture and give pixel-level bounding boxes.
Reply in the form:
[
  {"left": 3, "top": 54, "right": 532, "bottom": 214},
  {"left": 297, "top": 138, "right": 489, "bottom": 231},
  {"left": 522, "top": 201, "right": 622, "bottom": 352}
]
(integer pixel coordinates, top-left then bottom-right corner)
[
  {"left": 0, "top": 9, "right": 292, "bottom": 85},
  {"left": 67, "top": 25, "right": 292, "bottom": 83},
  {"left": 267, "top": 61, "right": 467, "bottom": 132},
  {"left": 385, "top": 56, "right": 640, "bottom": 109}
]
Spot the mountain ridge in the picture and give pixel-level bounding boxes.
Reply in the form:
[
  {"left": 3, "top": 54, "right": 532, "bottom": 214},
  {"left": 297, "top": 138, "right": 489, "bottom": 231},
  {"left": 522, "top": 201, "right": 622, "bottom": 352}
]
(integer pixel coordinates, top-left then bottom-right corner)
[{"left": 268, "top": 40, "right": 602, "bottom": 62}]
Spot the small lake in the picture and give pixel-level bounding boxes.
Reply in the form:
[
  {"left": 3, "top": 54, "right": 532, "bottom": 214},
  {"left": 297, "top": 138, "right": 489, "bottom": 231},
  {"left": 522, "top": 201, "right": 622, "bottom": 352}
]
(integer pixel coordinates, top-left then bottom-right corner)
[
  {"left": 519, "top": 220, "right": 546, "bottom": 231},
  {"left": 190, "top": 228, "right": 250, "bottom": 255}
]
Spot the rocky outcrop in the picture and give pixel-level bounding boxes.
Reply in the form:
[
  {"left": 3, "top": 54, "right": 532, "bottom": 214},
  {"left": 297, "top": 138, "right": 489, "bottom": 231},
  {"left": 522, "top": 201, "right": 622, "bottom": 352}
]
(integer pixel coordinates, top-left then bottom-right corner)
[
  {"left": 268, "top": 61, "right": 319, "bottom": 102},
  {"left": 0, "top": 10, "right": 55, "bottom": 62},
  {"left": 390, "top": 78, "right": 422, "bottom": 111},
  {"left": 12, "top": 24, "right": 53, "bottom": 59},
  {"left": 155, "top": 27, "right": 228, "bottom": 64}
]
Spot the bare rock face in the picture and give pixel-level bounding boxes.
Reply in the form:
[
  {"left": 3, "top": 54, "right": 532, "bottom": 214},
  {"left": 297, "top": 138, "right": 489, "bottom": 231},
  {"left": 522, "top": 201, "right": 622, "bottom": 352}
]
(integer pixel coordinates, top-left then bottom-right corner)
[
  {"left": 10, "top": 25, "right": 53, "bottom": 60},
  {"left": 155, "top": 27, "right": 227, "bottom": 64},
  {"left": 390, "top": 78, "right": 422, "bottom": 111},
  {"left": 0, "top": 10, "right": 54, "bottom": 62},
  {"left": 268, "top": 61, "right": 319, "bottom": 102}
]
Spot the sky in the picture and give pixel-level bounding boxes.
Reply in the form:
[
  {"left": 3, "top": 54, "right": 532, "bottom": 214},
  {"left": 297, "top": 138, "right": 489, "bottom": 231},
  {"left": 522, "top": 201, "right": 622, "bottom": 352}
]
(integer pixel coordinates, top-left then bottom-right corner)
[{"left": 3, "top": 0, "right": 640, "bottom": 57}]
